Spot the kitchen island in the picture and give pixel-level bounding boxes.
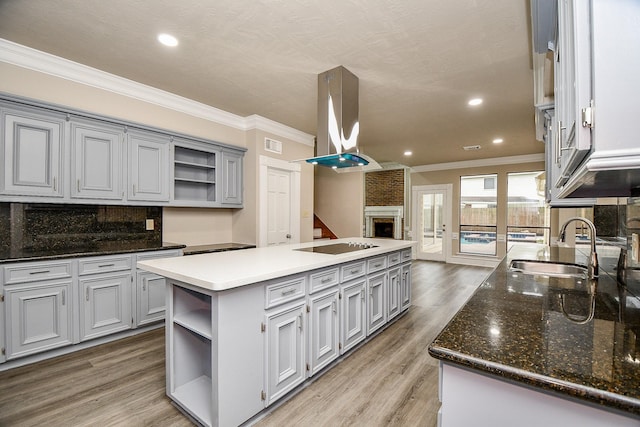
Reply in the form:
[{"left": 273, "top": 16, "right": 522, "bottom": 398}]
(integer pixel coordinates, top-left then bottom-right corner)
[
  {"left": 429, "top": 244, "right": 640, "bottom": 426},
  {"left": 137, "top": 238, "right": 415, "bottom": 427}
]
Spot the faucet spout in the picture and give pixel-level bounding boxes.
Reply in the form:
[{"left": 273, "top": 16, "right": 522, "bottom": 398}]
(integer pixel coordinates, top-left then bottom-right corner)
[{"left": 558, "top": 217, "right": 598, "bottom": 278}]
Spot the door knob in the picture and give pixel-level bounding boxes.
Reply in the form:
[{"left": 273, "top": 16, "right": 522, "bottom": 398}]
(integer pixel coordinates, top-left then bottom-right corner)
[{"left": 286, "top": 234, "right": 291, "bottom": 239}]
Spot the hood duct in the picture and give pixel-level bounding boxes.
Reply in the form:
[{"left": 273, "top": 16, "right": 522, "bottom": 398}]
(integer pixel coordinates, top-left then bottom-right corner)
[{"left": 305, "top": 66, "right": 379, "bottom": 170}]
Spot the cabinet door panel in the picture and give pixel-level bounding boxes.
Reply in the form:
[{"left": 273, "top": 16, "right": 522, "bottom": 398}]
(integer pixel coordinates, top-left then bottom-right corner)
[
  {"left": 265, "top": 302, "right": 305, "bottom": 405},
  {"left": 221, "top": 150, "right": 243, "bottom": 205},
  {"left": 388, "top": 267, "right": 401, "bottom": 320},
  {"left": 341, "top": 279, "right": 366, "bottom": 353},
  {"left": 137, "top": 271, "right": 166, "bottom": 326},
  {"left": 367, "top": 272, "right": 387, "bottom": 335},
  {"left": 2, "top": 108, "right": 64, "bottom": 197},
  {"left": 401, "top": 263, "right": 412, "bottom": 311},
  {"left": 5, "top": 281, "right": 73, "bottom": 359},
  {"left": 71, "top": 121, "right": 123, "bottom": 200},
  {"left": 80, "top": 273, "right": 132, "bottom": 341},
  {"left": 308, "top": 289, "right": 339, "bottom": 376},
  {"left": 128, "top": 131, "right": 170, "bottom": 202}
]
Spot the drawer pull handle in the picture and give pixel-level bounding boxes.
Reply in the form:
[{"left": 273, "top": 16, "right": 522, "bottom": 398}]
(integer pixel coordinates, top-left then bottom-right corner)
[
  {"left": 29, "top": 270, "right": 51, "bottom": 275},
  {"left": 98, "top": 263, "right": 116, "bottom": 268},
  {"left": 62, "top": 289, "right": 66, "bottom": 305},
  {"left": 86, "top": 288, "right": 90, "bottom": 301},
  {"left": 281, "top": 288, "right": 296, "bottom": 296},
  {"left": 321, "top": 277, "right": 333, "bottom": 284},
  {"left": 374, "top": 263, "right": 382, "bottom": 268},
  {"left": 350, "top": 269, "right": 360, "bottom": 274}
]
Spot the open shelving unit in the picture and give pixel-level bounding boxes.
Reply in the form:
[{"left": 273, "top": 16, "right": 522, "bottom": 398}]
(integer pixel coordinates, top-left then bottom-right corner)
[
  {"left": 170, "top": 285, "right": 214, "bottom": 426},
  {"left": 174, "top": 145, "right": 218, "bottom": 203}
]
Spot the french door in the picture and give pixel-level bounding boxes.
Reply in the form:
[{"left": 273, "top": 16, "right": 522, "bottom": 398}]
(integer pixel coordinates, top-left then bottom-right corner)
[{"left": 412, "top": 184, "right": 452, "bottom": 262}]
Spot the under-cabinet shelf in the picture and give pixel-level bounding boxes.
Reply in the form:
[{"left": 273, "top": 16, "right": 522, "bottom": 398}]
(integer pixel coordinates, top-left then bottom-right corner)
[
  {"left": 173, "top": 375, "right": 213, "bottom": 426},
  {"left": 173, "top": 309, "right": 212, "bottom": 339},
  {"left": 175, "top": 177, "right": 216, "bottom": 185}
]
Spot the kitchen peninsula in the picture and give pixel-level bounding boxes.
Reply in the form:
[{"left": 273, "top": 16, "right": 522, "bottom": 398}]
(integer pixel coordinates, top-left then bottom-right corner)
[
  {"left": 429, "top": 244, "right": 640, "bottom": 426},
  {"left": 137, "top": 237, "right": 415, "bottom": 427}
]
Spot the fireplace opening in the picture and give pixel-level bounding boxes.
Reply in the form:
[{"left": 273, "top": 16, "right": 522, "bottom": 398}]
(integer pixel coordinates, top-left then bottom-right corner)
[{"left": 373, "top": 218, "right": 394, "bottom": 238}]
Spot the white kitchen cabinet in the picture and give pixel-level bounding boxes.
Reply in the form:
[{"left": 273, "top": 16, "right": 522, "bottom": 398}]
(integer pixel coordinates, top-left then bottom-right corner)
[
  {"left": 70, "top": 118, "right": 124, "bottom": 200},
  {"left": 387, "top": 266, "right": 401, "bottom": 320},
  {"left": 265, "top": 301, "right": 306, "bottom": 405},
  {"left": 127, "top": 130, "right": 170, "bottom": 202},
  {"left": 4, "top": 280, "right": 73, "bottom": 360},
  {"left": 340, "top": 278, "right": 367, "bottom": 354},
  {"left": 367, "top": 271, "right": 387, "bottom": 335},
  {"left": 549, "top": 0, "right": 640, "bottom": 197},
  {"left": 307, "top": 287, "right": 339, "bottom": 376},
  {"left": 221, "top": 149, "right": 243, "bottom": 206},
  {"left": 79, "top": 272, "right": 132, "bottom": 341},
  {"left": 400, "top": 262, "right": 412, "bottom": 312},
  {"left": 0, "top": 103, "right": 65, "bottom": 198}
]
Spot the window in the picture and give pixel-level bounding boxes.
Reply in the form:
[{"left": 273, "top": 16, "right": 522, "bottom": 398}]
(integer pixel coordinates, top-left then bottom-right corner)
[
  {"left": 460, "top": 174, "right": 497, "bottom": 255},
  {"left": 507, "top": 172, "right": 550, "bottom": 249}
]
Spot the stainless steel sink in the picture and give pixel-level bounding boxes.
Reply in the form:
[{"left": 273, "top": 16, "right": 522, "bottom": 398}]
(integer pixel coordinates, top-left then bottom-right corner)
[{"left": 508, "top": 260, "right": 588, "bottom": 279}]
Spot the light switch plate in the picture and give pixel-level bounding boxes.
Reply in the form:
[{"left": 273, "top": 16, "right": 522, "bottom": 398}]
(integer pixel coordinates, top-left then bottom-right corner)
[{"left": 146, "top": 219, "right": 154, "bottom": 231}]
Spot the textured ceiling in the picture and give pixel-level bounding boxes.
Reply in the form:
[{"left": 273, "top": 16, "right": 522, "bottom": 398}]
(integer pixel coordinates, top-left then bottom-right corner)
[{"left": 0, "top": 0, "right": 541, "bottom": 167}]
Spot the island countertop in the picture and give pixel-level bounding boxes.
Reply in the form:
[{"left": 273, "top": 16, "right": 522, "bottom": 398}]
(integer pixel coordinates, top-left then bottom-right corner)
[
  {"left": 137, "top": 238, "right": 415, "bottom": 291},
  {"left": 428, "top": 244, "right": 640, "bottom": 417}
]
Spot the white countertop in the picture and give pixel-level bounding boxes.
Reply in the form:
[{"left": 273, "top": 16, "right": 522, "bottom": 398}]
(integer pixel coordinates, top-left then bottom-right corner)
[{"left": 137, "top": 238, "right": 416, "bottom": 291}]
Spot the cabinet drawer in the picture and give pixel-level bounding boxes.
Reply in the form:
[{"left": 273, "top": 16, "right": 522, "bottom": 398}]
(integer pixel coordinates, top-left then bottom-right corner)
[
  {"left": 3, "top": 261, "right": 73, "bottom": 285},
  {"left": 78, "top": 255, "right": 132, "bottom": 276},
  {"left": 340, "top": 261, "right": 366, "bottom": 282},
  {"left": 367, "top": 255, "right": 387, "bottom": 274},
  {"left": 388, "top": 251, "right": 402, "bottom": 266},
  {"left": 401, "top": 248, "right": 412, "bottom": 262},
  {"left": 309, "top": 267, "right": 339, "bottom": 294},
  {"left": 136, "top": 249, "right": 183, "bottom": 263},
  {"left": 265, "top": 275, "right": 306, "bottom": 309}
]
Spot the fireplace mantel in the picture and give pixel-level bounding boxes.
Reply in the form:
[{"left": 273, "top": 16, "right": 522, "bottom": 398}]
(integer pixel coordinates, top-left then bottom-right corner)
[{"left": 364, "top": 206, "right": 403, "bottom": 239}]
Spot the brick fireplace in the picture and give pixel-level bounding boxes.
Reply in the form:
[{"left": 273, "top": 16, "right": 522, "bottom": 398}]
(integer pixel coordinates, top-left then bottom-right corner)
[{"left": 364, "top": 206, "right": 404, "bottom": 239}]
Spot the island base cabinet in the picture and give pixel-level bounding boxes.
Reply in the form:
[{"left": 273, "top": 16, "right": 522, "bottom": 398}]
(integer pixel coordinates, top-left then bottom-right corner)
[
  {"left": 439, "top": 363, "right": 639, "bottom": 427},
  {"left": 308, "top": 288, "right": 339, "bottom": 376},
  {"left": 340, "top": 279, "right": 367, "bottom": 354},
  {"left": 4, "top": 280, "right": 73, "bottom": 360},
  {"left": 400, "top": 262, "right": 411, "bottom": 311},
  {"left": 265, "top": 301, "right": 306, "bottom": 405},
  {"left": 367, "top": 272, "right": 387, "bottom": 335},
  {"left": 136, "top": 271, "right": 166, "bottom": 326}
]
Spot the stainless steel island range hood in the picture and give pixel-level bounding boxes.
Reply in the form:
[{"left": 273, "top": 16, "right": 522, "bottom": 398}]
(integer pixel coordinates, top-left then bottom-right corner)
[{"left": 305, "top": 66, "right": 380, "bottom": 171}]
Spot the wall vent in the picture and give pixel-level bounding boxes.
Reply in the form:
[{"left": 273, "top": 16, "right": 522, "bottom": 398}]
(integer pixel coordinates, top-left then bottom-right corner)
[
  {"left": 264, "top": 138, "right": 282, "bottom": 154},
  {"left": 463, "top": 145, "right": 482, "bottom": 151}
]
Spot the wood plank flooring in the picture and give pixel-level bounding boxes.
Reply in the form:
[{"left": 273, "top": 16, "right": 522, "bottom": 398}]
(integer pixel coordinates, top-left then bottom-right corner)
[{"left": 0, "top": 261, "right": 491, "bottom": 427}]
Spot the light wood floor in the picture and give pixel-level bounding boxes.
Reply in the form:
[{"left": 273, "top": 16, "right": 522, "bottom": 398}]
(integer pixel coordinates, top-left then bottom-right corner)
[{"left": 0, "top": 261, "right": 491, "bottom": 427}]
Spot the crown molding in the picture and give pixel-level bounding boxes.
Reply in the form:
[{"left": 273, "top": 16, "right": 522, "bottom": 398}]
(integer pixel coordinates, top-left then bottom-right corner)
[
  {"left": 0, "top": 38, "right": 315, "bottom": 146},
  {"left": 411, "top": 153, "right": 545, "bottom": 173},
  {"left": 245, "top": 115, "right": 314, "bottom": 146}
]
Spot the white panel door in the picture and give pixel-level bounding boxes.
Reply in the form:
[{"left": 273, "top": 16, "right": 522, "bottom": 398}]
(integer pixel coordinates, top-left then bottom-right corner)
[{"left": 267, "top": 168, "right": 292, "bottom": 246}]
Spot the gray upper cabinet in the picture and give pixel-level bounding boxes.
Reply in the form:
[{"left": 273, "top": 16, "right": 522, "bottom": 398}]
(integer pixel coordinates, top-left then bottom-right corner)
[
  {"left": 1, "top": 103, "right": 65, "bottom": 198},
  {"left": 71, "top": 118, "right": 124, "bottom": 200},
  {"left": 0, "top": 96, "right": 244, "bottom": 207},
  {"left": 221, "top": 149, "right": 243, "bottom": 206},
  {"left": 127, "top": 130, "right": 170, "bottom": 202}
]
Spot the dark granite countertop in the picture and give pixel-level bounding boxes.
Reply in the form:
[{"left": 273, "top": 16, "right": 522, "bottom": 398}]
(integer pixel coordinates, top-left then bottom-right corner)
[
  {"left": 182, "top": 242, "right": 256, "bottom": 255},
  {"left": 0, "top": 241, "right": 186, "bottom": 264},
  {"left": 429, "top": 244, "right": 640, "bottom": 417}
]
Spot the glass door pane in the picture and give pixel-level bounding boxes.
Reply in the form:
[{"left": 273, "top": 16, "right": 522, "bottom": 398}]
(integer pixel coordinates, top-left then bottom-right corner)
[{"left": 417, "top": 189, "right": 446, "bottom": 261}]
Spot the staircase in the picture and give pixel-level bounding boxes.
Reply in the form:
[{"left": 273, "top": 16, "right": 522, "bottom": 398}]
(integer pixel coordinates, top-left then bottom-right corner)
[{"left": 313, "top": 215, "right": 338, "bottom": 240}]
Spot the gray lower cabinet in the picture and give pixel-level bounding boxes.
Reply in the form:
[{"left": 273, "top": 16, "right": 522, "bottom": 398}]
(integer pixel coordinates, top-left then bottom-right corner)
[
  {"left": 307, "top": 287, "right": 340, "bottom": 376},
  {"left": 79, "top": 272, "right": 132, "bottom": 341},
  {"left": 340, "top": 277, "right": 367, "bottom": 354},
  {"left": 127, "top": 130, "right": 170, "bottom": 202},
  {"left": 0, "top": 103, "right": 65, "bottom": 198},
  {"left": 71, "top": 118, "right": 125, "bottom": 200},
  {"left": 400, "top": 262, "right": 411, "bottom": 312},
  {"left": 367, "top": 271, "right": 387, "bottom": 335},
  {"left": 0, "top": 249, "right": 181, "bottom": 363},
  {"left": 2, "top": 259, "right": 74, "bottom": 360},
  {"left": 387, "top": 266, "right": 401, "bottom": 320}
]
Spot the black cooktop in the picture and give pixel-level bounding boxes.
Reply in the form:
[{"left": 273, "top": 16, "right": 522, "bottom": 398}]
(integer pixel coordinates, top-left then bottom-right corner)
[{"left": 295, "top": 242, "right": 378, "bottom": 255}]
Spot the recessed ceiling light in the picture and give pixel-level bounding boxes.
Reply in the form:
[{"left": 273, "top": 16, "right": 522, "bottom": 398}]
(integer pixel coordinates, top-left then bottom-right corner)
[
  {"left": 158, "top": 33, "right": 178, "bottom": 47},
  {"left": 404, "top": 150, "right": 412, "bottom": 156},
  {"left": 468, "top": 98, "right": 483, "bottom": 106},
  {"left": 492, "top": 138, "right": 504, "bottom": 144}
]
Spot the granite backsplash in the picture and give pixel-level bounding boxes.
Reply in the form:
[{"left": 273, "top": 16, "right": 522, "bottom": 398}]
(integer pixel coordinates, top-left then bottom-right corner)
[{"left": 0, "top": 203, "right": 162, "bottom": 258}]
